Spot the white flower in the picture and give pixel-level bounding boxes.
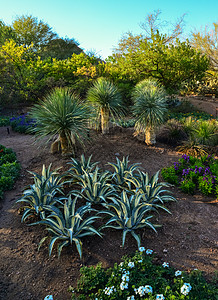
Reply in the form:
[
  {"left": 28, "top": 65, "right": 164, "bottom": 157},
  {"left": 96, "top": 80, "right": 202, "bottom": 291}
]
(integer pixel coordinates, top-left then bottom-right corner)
[
  {"left": 119, "top": 262, "right": 124, "bottom": 267},
  {"left": 44, "top": 296, "right": 53, "bottom": 300},
  {"left": 156, "top": 294, "right": 165, "bottom": 300},
  {"left": 138, "top": 259, "right": 143, "bottom": 263},
  {"left": 162, "top": 262, "right": 169, "bottom": 268},
  {"left": 175, "top": 270, "right": 182, "bottom": 276},
  {"left": 122, "top": 273, "right": 130, "bottom": 282},
  {"left": 139, "top": 247, "right": 145, "bottom": 252},
  {"left": 120, "top": 281, "right": 128, "bottom": 290},
  {"left": 144, "top": 285, "right": 153, "bottom": 293},
  {"left": 135, "top": 285, "right": 153, "bottom": 296},
  {"left": 181, "top": 283, "right": 192, "bottom": 296},
  {"left": 128, "top": 262, "right": 135, "bottom": 268},
  {"left": 104, "top": 286, "right": 116, "bottom": 295},
  {"left": 127, "top": 296, "right": 135, "bottom": 300},
  {"left": 146, "top": 249, "right": 153, "bottom": 255}
]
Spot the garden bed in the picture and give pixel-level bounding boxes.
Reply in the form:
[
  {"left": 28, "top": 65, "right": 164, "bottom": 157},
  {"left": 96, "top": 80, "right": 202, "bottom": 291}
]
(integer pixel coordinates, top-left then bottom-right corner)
[{"left": 0, "top": 127, "right": 217, "bottom": 300}]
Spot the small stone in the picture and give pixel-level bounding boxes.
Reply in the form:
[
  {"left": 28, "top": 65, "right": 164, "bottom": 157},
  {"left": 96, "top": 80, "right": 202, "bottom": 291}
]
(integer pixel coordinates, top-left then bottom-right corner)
[{"left": 115, "top": 153, "right": 120, "bottom": 156}]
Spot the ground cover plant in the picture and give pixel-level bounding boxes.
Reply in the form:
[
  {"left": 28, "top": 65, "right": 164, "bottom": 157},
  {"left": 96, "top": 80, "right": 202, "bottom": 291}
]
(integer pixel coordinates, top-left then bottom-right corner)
[
  {"left": 9, "top": 114, "right": 36, "bottom": 133},
  {"left": 0, "top": 144, "right": 20, "bottom": 199},
  {"left": 69, "top": 248, "right": 218, "bottom": 300},
  {"left": 161, "top": 154, "right": 218, "bottom": 196}
]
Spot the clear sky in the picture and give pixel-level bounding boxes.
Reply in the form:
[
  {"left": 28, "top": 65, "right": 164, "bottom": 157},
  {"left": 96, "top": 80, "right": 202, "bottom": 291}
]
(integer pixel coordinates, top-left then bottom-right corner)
[{"left": 1, "top": 0, "right": 218, "bottom": 58}]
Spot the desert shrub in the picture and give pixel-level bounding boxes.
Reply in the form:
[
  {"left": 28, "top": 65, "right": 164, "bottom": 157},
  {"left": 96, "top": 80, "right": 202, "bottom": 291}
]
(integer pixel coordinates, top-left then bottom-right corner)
[
  {"left": 168, "top": 110, "right": 213, "bottom": 121},
  {"left": 162, "top": 154, "right": 218, "bottom": 197},
  {"left": 157, "top": 119, "right": 187, "bottom": 146},
  {"left": 0, "top": 144, "right": 20, "bottom": 199},
  {"left": 70, "top": 249, "right": 218, "bottom": 299},
  {"left": 176, "top": 140, "right": 207, "bottom": 157}
]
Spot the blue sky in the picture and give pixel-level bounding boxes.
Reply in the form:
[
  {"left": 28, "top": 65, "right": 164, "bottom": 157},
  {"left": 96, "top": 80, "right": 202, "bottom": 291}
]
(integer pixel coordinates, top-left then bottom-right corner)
[{"left": 1, "top": 0, "right": 218, "bottom": 58}]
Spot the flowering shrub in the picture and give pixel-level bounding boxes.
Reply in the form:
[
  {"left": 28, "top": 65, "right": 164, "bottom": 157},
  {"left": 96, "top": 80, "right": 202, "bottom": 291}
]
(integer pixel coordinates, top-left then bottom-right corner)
[
  {"left": 10, "top": 114, "right": 36, "bottom": 133},
  {"left": 0, "top": 144, "right": 20, "bottom": 199},
  {"left": 69, "top": 249, "right": 218, "bottom": 299},
  {"left": 161, "top": 154, "right": 218, "bottom": 197}
]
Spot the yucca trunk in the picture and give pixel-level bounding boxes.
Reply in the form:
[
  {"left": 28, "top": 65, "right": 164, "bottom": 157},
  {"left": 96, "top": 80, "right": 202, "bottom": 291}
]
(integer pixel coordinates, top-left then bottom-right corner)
[
  {"left": 100, "top": 108, "right": 110, "bottom": 134},
  {"left": 59, "top": 131, "right": 70, "bottom": 154},
  {"left": 145, "top": 127, "right": 156, "bottom": 145}
]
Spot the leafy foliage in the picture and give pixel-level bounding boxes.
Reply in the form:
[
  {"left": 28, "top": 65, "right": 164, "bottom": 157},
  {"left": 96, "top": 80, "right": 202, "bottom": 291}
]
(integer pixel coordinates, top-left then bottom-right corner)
[
  {"left": 162, "top": 154, "right": 218, "bottom": 197},
  {"left": 0, "top": 144, "right": 20, "bottom": 199},
  {"left": 70, "top": 249, "right": 218, "bottom": 299},
  {"left": 67, "top": 155, "right": 98, "bottom": 179}
]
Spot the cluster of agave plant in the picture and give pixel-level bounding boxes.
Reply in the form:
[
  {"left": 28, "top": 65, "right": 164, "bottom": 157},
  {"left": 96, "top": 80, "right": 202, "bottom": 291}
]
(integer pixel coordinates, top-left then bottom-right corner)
[{"left": 17, "top": 156, "right": 176, "bottom": 258}]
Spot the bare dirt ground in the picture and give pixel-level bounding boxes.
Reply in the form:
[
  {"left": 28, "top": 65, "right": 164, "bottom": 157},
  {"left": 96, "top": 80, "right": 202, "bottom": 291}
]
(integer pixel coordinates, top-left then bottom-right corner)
[{"left": 0, "top": 127, "right": 217, "bottom": 300}]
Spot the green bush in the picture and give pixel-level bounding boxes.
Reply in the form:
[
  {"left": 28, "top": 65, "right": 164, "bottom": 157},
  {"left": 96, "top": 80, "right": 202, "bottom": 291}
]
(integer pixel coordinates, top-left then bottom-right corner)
[
  {"left": 69, "top": 249, "right": 218, "bottom": 299},
  {"left": 161, "top": 166, "right": 179, "bottom": 185},
  {"left": 180, "top": 178, "right": 196, "bottom": 194},
  {"left": 0, "top": 144, "right": 20, "bottom": 199}
]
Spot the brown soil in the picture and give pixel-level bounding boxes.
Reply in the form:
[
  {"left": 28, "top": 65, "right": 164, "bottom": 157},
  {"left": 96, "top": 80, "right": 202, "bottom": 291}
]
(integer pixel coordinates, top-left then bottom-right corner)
[{"left": 0, "top": 127, "right": 217, "bottom": 300}]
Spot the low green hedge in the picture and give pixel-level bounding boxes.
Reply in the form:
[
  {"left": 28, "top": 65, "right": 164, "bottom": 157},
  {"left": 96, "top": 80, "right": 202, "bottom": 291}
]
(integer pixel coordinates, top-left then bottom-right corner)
[{"left": 0, "top": 144, "right": 20, "bottom": 199}]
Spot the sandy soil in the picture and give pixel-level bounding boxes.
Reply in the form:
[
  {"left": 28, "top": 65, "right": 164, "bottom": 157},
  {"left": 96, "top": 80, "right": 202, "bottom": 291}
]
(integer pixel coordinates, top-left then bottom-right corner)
[{"left": 0, "top": 127, "right": 217, "bottom": 300}]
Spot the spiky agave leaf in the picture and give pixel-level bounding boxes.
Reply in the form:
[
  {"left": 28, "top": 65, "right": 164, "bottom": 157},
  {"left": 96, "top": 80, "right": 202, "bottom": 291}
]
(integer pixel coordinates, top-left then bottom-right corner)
[
  {"left": 16, "top": 164, "right": 66, "bottom": 222},
  {"left": 74, "top": 168, "right": 117, "bottom": 204},
  {"left": 29, "top": 87, "right": 91, "bottom": 153},
  {"left": 101, "top": 191, "right": 158, "bottom": 247},
  {"left": 34, "top": 195, "right": 102, "bottom": 258},
  {"left": 107, "top": 156, "right": 140, "bottom": 188},
  {"left": 126, "top": 170, "right": 176, "bottom": 212},
  {"left": 66, "top": 154, "right": 99, "bottom": 181}
]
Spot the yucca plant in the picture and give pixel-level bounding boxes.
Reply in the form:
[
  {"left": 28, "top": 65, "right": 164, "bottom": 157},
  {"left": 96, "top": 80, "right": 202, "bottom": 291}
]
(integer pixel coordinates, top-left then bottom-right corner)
[
  {"left": 101, "top": 191, "right": 159, "bottom": 248},
  {"left": 66, "top": 155, "right": 99, "bottom": 184},
  {"left": 107, "top": 156, "right": 140, "bottom": 190},
  {"left": 126, "top": 170, "right": 175, "bottom": 212},
  {"left": 30, "top": 87, "right": 90, "bottom": 154},
  {"left": 132, "top": 79, "right": 167, "bottom": 145},
  {"left": 87, "top": 77, "right": 123, "bottom": 134},
  {"left": 73, "top": 168, "right": 116, "bottom": 204},
  {"left": 17, "top": 164, "right": 66, "bottom": 222},
  {"left": 33, "top": 196, "right": 102, "bottom": 258}
]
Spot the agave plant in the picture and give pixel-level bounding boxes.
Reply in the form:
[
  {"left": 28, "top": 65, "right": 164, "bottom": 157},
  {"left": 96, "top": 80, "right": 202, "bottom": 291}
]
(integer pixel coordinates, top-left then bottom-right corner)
[
  {"left": 126, "top": 170, "right": 175, "bottom": 212},
  {"left": 73, "top": 168, "right": 116, "bottom": 204},
  {"left": 66, "top": 154, "right": 99, "bottom": 183},
  {"left": 132, "top": 79, "right": 167, "bottom": 145},
  {"left": 101, "top": 191, "right": 158, "bottom": 248},
  {"left": 17, "top": 164, "right": 66, "bottom": 222},
  {"left": 30, "top": 87, "right": 90, "bottom": 154},
  {"left": 107, "top": 156, "right": 140, "bottom": 190},
  {"left": 33, "top": 196, "right": 102, "bottom": 258},
  {"left": 87, "top": 77, "right": 123, "bottom": 134}
]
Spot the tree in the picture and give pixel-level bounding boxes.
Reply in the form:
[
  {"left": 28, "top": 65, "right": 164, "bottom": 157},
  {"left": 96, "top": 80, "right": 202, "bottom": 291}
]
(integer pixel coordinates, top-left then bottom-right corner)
[
  {"left": 0, "top": 20, "right": 16, "bottom": 46},
  {"left": 191, "top": 22, "right": 218, "bottom": 70},
  {"left": 12, "top": 15, "right": 57, "bottom": 49},
  {"left": 30, "top": 88, "right": 90, "bottom": 154},
  {"left": 109, "top": 31, "right": 209, "bottom": 94},
  {"left": 87, "top": 78, "right": 123, "bottom": 134},
  {"left": 132, "top": 79, "right": 167, "bottom": 145}
]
